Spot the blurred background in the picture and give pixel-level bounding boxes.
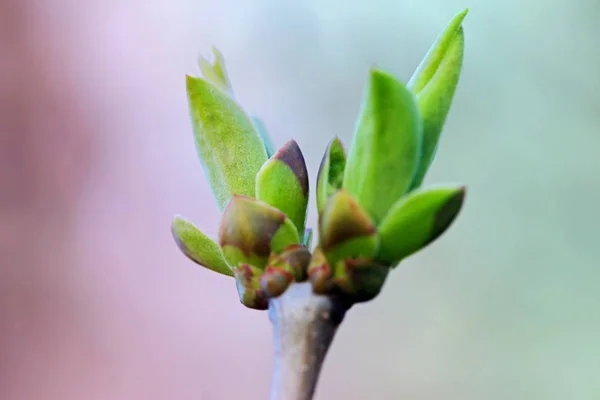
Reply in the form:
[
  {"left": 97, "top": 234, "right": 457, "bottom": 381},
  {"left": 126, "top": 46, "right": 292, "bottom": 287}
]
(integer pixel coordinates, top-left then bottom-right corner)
[{"left": 1, "top": 0, "right": 598, "bottom": 399}]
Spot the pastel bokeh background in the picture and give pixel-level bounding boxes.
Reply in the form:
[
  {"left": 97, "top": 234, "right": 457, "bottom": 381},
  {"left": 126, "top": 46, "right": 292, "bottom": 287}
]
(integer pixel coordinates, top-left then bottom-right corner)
[{"left": 1, "top": 0, "right": 598, "bottom": 399}]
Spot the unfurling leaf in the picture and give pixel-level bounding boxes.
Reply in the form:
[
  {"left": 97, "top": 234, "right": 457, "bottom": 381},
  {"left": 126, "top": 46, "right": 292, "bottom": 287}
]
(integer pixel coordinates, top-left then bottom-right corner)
[
  {"left": 218, "top": 195, "right": 300, "bottom": 269},
  {"left": 256, "top": 140, "right": 309, "bottom": 234},
  {"left": 408, "top": 9, "right": 467, "bottom": 188},
  {"left": 198, "top": 46, "right": 234, "bottom": 97},
  {"left": 343, "top": 68, "right": 423, "bottom": 224},
  {"left": 316, "top": 137, "right": 346, "bottom": 213},
  {"left": 186, "top": 76, "right": 268, "bottom": 211},
  {"left": 260, "top": 245, "right": 311, "bottom": 298},
  {"left": 171, "top": 215, "right": 233, "bottom": 277},
  {"left": 251, "top": 116, "right": 276, "bottom": 158},
  {"left": 319, "top": 189, "right": 379, "bottom": 265},
  {"left": 377, "top": 185, "right": 466, "bottom": 264}
]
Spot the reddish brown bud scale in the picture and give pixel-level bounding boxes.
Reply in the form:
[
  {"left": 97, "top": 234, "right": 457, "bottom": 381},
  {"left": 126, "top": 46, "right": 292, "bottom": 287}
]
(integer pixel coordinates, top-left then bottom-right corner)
[
  {"left": 319, "top": 190, "right": 376, "bottom": 252},
  {"left": 307, "top": 249, "right": 333, "bottom": 294},
  {"left": 233, "top": 264, "right": 269, "bottom": 310},
  {"left": 219, "top": 195, "right": 286, "bottom": 258},
  {"left": 273, "top": 140, "right": 309, "bottom": 197},
  {"left": 260, "top": 267, "right": 294, "bottom": 298},
  {"left": 277, "top": 244, "right": 311, "bottom": 281}
]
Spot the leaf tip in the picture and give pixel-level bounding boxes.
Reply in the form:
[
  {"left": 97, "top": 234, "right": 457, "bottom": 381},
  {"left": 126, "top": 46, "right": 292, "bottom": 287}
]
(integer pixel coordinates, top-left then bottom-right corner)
[
  {"left": 273, "top": 139, "right": 309, "bottom": 197},
  {"left": 431, "top": 185, "right": 466, "bottom": 239},
  {"left": 456, "top": 8, "right": 469, "bottom": 24}
]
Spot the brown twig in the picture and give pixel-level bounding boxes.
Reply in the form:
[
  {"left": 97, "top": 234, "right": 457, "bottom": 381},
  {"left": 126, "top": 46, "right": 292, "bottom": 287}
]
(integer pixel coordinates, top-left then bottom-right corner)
[{"left": 267, "top": 282, "right": 349, "bottom": 400}]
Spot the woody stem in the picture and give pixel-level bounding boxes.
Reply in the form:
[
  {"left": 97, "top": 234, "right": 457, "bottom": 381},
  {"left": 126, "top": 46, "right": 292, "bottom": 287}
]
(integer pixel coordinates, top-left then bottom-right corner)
[{"left": 267, "top": 282, "right": 348, "bottom": 400}]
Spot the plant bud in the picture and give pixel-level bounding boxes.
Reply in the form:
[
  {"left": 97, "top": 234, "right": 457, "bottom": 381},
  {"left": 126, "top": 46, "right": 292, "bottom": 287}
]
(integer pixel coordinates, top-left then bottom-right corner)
[
  {"left": 260, "top": 245, "right": 311, "bottom": 298},
  {"left": 408, "top": 9, "right": 468, "bottom": 188},
  {"left": 307, "top": 248, "right": 333, "bottom": 295},
  {"left": 233, "top": 264, "right": 268, "bottom": 310},
  {"left": 256, "top": 140, "right": 309, "bottom": 234},
  {"left": 331, "top": 258, "right": 389, "bottom": 303},
  {"left": 218, "top": 195, "right": 300, "bottom": 269},
  {"left": 319, "top": 189, "right": 379, "bottom": 265},
  {"left": 186, "top": 76, "right": 268, "bottom": 211}
]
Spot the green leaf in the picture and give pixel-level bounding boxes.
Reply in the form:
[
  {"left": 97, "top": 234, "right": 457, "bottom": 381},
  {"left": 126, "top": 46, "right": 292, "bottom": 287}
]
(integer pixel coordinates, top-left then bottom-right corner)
[
  {"left": 267, "top": 244, "right": 311, "bottom": 282},
  {"left": 198, "top": 46, "right": 234, "bottom": 97},
  {"left": 343, "top": 68, "right": 423, "bottom": 224},
  {"left": 316, "top": 137, "right": 346, "bottom": 213},
  {"left": 255, "top": 140, "right": 309, "bottom": 234},
  {"left": 408, "top": 9, "right": 468, "bottom": 188},
  {"left": 377, "top": 185, "right": 466, "bottom": 264},
  {"left": 319, "top": 189, "right": 379, "bottom": 265},
  {"left": 218, "top": 195, "right": 300, "bottom": 269},
  {"left": 197, "top": 48, "right": 275, "bottom": 160},
  {"left": 186, "top": 76, "right": 268, "bottom": 211},
  {"left": 171, "top": 215, "right": 233, "bottom": 277},
  {"left": 251, "top": 116, "right": 276, "bottom": 157}
]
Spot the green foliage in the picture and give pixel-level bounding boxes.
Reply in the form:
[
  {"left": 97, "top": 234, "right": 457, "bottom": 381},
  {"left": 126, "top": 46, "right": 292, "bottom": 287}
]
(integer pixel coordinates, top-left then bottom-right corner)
[
  {"left": 377, "top": 185, "right": 466, "bottom": 264},
  {"left": 198, "top": 46, "right": 234, "bottom": 97},
  {"left": 319, "top": 190, "right": 379, "bottom": 266},
  {"left": 173, "top": 9, "right": 469, "bottom": 309},
  {"left": 256, "top": 140, "right": 309, "bottom": 235},
  {"left": 186, "top": 76, "right": 268, "bottom": 211},
  {"left": 343, "top": 68, "right": 423, "bottom": 225},
  {"left": 316, "top": 137, "right": 346, "bottom": 213},
  {"left": 260, "top": 245, "right": 311, "bottom": 297},
  {"left": 171, "top": 215, "right": 233, "bottom": 277},
  {"left": 218, "top": 195, "right": 300, "bottom": 269},
  {"left": 408, "top": 9, "right": 468, "bottom": 188}
]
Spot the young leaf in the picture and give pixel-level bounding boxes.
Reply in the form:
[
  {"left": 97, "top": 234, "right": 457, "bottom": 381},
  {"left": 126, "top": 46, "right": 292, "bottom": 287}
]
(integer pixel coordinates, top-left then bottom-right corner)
[
  {"left": 198, "top": 46, "right": 234, "bottom": 97},
  {"left": 343, "top": 68, "right": 423, "bottom": 224},
  {"left": 251, "top": 116, "right": 276, "bottom": 157},
  {"left": 171, "top": 215, "right": 233, "bottom": 277},
  {"left": 255, "top": 140, "right": 309, "bottom": 234},
  {"left": 218, "top": 195, "right": 300, "bottom": 269},
  {"left": 377, "top": 185, "right": 466, "bottom": 264},
  {"left": 319, "top": 189, "right": 379, "bottom": 265},
  {"left": 408, "top": 9, "right": 467, "bottom": 188},
  {"left": 316, "top": 137, "right": 346, "bottom": 213},
  {"left": 187, "top": 76, "right": 268, "bottom": 211}
]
